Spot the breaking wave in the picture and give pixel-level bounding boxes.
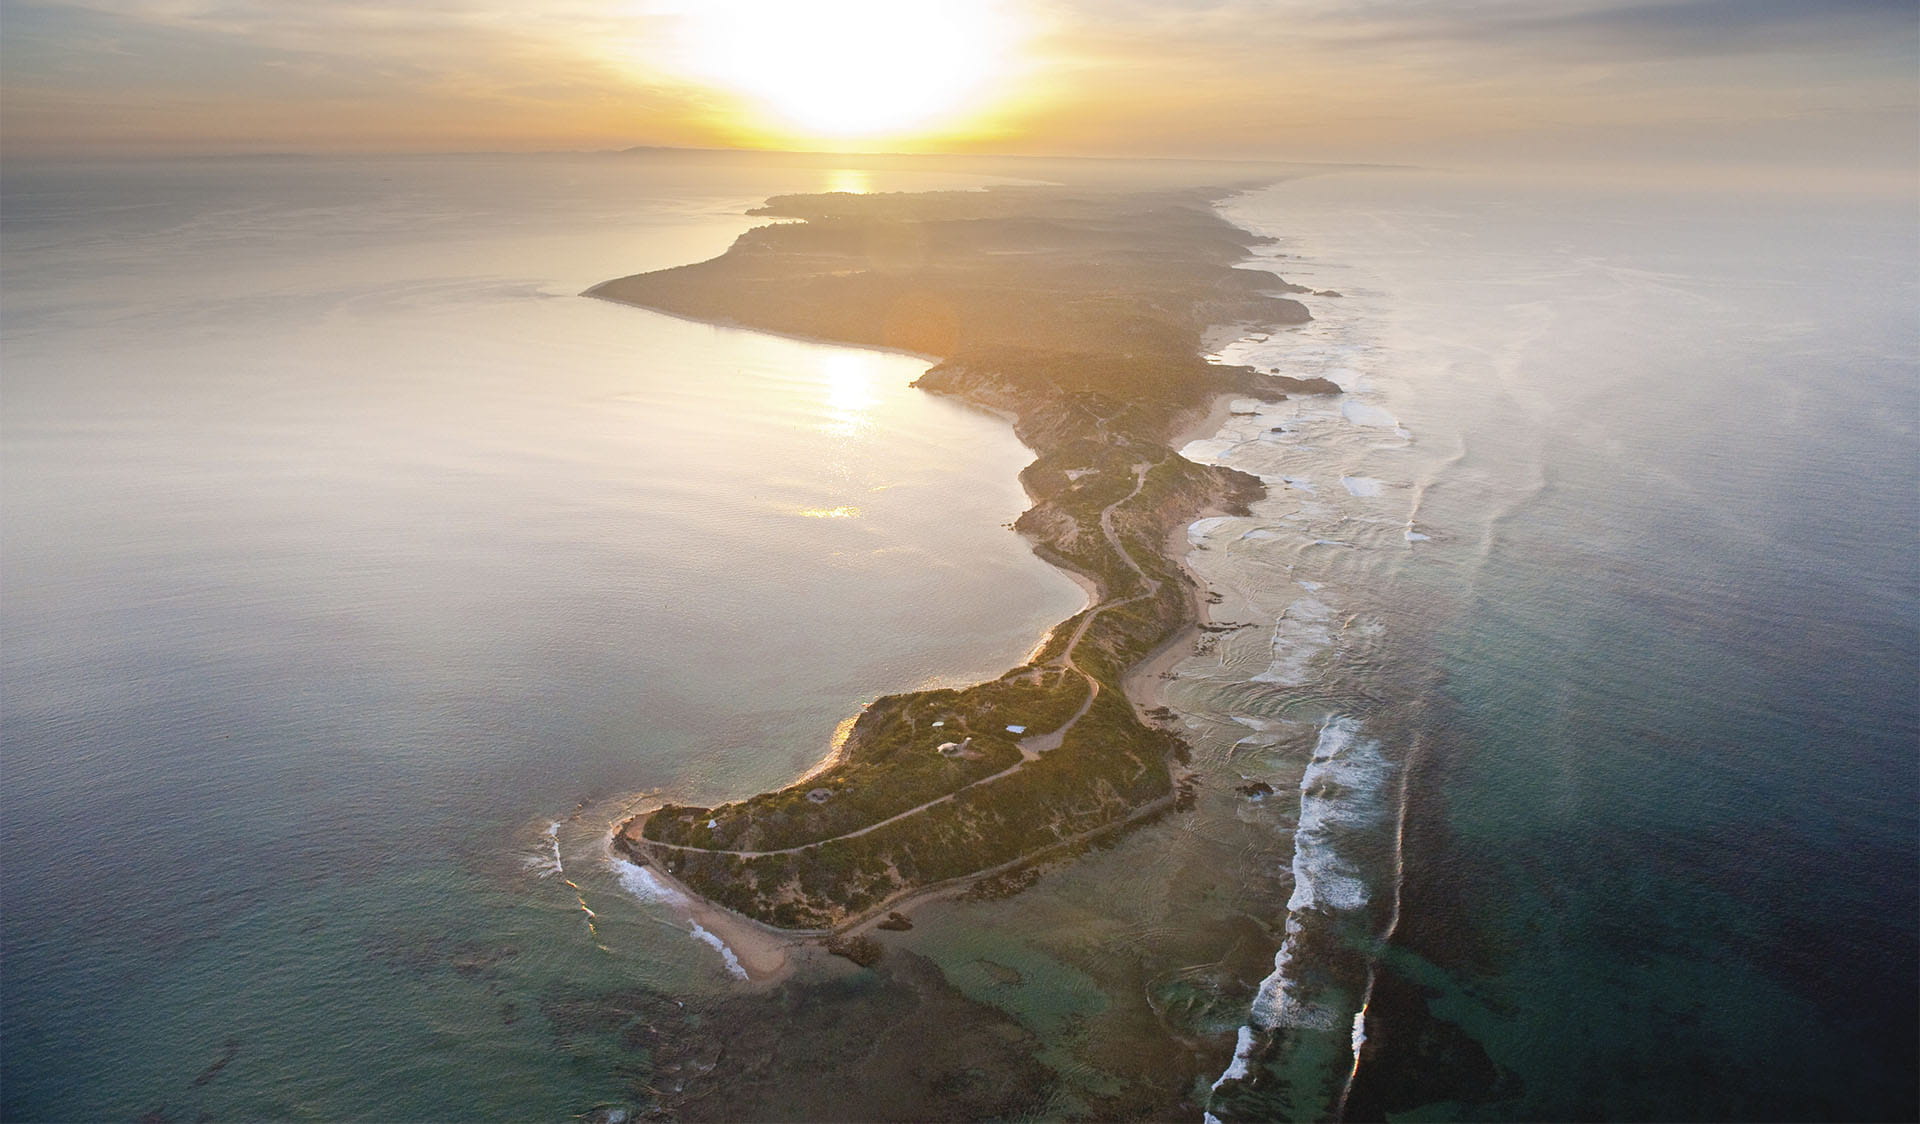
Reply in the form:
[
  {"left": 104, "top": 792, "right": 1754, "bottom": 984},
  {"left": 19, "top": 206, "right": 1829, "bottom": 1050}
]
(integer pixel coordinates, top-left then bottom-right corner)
[
  {"left": 1209, "top": 718, "right": 1402, "bottom": 1119},
  {"left": 611, "top": 856, "right": 685, "bottom": 905},
  {"left": 536, "top": 820, "right": 564, "bottom": 875},
  {"left": 1254, "top": 717, "right": 1396, "bottom": 1021},
  {"left": 690, "top": 922, "right": 750, "bottom": 981},
  {"left": 610, "top": 856, "right": 752, "bottom": 980}
]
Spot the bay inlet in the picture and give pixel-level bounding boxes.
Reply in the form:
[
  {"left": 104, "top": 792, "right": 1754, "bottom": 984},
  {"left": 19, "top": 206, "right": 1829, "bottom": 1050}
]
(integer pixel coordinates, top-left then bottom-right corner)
[{"left": 0, "top": 153, "right": 1085, "bottom": 1121}]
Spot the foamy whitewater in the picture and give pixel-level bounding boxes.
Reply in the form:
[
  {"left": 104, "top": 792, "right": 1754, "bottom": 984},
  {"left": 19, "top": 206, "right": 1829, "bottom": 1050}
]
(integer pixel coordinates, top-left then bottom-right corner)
[
  {"left": 1181, "top": 172, "right": 1917, "bottom": 1121},
  {"left": 689, "top": 923, "right": 750, "bottom": 981},
  {"left": 1202, "top": 718, "right": 1403, "bottom": 1117},
  {"left": 1176, "top": 246, "right": 1424, "bottom": 1115},
  {"left": 611, "top": 852, "right": 751, "bottom": 979},
  {"left": 612, "top": 857, "right": 684, "bottom": 906}
]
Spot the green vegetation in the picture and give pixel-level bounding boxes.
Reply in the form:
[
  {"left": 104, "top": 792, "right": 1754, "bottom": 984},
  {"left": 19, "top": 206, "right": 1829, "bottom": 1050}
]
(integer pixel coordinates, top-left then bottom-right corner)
[
  {"left": 645, "top": 665, "right": 1090, "bottom": 853},
  {"left": 593, "top": 183, "right": 1332, "bottom": 930},
  {"left": 651, "top": 687, "right": 1185, "bottom": 930}
]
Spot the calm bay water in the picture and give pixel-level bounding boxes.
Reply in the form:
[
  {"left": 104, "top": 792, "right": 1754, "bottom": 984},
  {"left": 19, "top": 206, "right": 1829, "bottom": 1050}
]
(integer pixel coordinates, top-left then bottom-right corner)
[
  {"left": 3, "top": 157, "right": 1913, "bottom": 1122},
  {"left": 0, "top": 154, "right": 1084, "bottom": 1121}
]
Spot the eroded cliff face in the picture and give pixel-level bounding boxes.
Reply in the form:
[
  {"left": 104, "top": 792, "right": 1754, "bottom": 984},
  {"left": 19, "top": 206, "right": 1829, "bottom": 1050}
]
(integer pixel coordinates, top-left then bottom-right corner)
[{"left": 594, "top": 183, "right": 1338, "bottom": 930}]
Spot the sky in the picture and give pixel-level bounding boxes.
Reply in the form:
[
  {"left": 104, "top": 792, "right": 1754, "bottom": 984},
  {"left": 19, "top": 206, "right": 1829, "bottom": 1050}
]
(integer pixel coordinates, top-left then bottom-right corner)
[{"left": 2, "top": 0, "right": 1915, "bottom": 184}]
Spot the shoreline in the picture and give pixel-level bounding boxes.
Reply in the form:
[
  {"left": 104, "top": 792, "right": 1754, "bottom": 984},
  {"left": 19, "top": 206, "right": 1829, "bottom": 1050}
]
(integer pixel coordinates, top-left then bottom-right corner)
[
  {"left": 1122, "top": 389, "right": 1259, "bottom": 720},
  {"left": 585, "top": 283, "right": 1109, "bottom": 701},
  {"left": 578, "top": 292, "right": 948, "bottom": 367},
  {"left": 591, "top": 182, "right": 1331, "bottom": 934},
  {"left": 789, "top": 715, "right": 858, "bottom": 790},
  {"left": 600, "top": 376, "right": 1214, "bottom": 955},
  {"left": 607, "top": 377, "right": 1272, "bottom": 948},
  {"left": 605, "top": 819, "right": 801, "bottom": 985}
]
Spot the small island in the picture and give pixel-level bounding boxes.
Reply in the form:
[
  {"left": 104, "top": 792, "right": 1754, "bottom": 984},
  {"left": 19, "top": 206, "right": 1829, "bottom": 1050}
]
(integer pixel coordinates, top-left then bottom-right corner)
[{"left": 589, "top": 183, "right": 1337, "bottom": 932}]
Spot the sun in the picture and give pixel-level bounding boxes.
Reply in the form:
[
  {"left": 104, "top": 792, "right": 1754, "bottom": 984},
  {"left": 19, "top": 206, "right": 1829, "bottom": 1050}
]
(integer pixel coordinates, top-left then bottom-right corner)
[{"left": 671, "top": 0, "right": 1025, "bottom": 141}]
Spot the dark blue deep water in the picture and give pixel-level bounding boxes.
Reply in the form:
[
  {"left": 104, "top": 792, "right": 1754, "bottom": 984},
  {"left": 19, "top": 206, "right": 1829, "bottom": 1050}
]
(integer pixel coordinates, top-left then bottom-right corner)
[{"left": 1215, "top": 174, "right": 1919, "bottom": 1121}]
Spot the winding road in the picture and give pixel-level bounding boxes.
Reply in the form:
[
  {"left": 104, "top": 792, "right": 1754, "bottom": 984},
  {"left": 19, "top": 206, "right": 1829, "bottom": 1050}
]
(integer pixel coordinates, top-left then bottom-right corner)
[{"left": 641, "top": 459, "right": 1171, "bottom": 859}]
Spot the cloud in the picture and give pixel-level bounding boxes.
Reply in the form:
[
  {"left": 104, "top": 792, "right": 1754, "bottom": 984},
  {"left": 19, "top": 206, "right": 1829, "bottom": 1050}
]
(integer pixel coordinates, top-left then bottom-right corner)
[
  {"left": 2, "top": 0, "right": 1913, "bottom": 167},
  {"left": 1, "top": 0, "right": 675, "bottom": 96},
  {"left": 1324, "top": 0, "right": 1919, "bottom": 61},
  {"left": 0, "top": 0, "right": 721, "bottom": 152}
]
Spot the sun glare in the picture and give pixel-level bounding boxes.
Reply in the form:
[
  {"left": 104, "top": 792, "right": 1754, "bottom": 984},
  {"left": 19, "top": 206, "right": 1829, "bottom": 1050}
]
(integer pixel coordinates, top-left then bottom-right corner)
[
  {"left": 826, "top": 168, "right": 871, "bottom": 194},
  {"left": 818, "top": 349, "right": 878, "bottom": 434},
  {"left": 673, "top": 0, "right": 1024, "bottom": 140}
]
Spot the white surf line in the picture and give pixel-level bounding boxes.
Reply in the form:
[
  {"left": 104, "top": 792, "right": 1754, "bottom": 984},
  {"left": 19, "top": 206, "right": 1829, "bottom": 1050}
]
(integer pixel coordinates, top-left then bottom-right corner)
[
  {"left": 610, "top": 854, "right": 750, "bottom": 977},
  {"left": 689, "top": 922, "right": 750, "bottom": 981},
  {"left": 1332, "top": 726, "right": 1418, "bottom": 1123},
  {"left": 1201, "top": 266, "right": 1420, "bottom": 1121},
  {"left": 1208, "top": 717, "right": 1400, "bottom": 1121},
  {"left": 1210, "top": 1026, "right": 1257, "bottom": 1093},
  {"left": 543, "top": 819, "right": 611, "bottom": 951}
]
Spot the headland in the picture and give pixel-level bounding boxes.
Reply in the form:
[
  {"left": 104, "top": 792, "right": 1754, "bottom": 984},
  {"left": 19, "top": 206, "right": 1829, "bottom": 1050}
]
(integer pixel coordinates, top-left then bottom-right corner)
[{"left": 587, "top": 182, "right": 1338, "bottom": 933}]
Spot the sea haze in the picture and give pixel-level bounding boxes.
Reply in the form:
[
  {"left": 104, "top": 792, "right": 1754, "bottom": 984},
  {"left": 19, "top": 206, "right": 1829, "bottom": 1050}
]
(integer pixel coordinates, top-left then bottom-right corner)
[
  {"left": 0, "top": 154, "right": 1084, "bottom": 1121},
  {"left": 1181, "top": 171, "right": 1918, "bottom": 1121}
]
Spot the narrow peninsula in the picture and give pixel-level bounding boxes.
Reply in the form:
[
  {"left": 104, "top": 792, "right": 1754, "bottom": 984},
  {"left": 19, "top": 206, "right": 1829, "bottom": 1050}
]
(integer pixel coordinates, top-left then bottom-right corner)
[{"left": 589, "top": 183, "right": 1337, "bottom": 932}]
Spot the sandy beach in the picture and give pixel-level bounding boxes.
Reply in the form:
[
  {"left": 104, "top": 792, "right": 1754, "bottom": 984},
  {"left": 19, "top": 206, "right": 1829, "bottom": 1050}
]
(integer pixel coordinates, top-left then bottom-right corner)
[
  {"left": 1121, "top": 384, "right": 1270, "bottom": 717},
  {"left": 609, "top": 815, "right": 799, "bottom": 984}
]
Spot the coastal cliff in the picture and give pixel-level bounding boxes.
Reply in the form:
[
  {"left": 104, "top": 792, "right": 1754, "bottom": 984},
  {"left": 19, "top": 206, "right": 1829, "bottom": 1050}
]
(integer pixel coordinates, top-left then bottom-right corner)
[{"left": 591, "top": 184, "right": 1337, "bottom": 930}]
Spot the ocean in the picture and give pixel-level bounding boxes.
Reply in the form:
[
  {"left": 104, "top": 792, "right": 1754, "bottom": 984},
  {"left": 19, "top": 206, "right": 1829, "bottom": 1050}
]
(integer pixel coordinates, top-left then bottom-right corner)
[
  {"left": 0, "top": 153, "right": 1085, "bottom": 1120},
  {"left": 3, "top": 156, "right": 1914, "bottom": 1121},
  {"left": 1189, "top": 172, "right": 1919, "bottom": 1121}
]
